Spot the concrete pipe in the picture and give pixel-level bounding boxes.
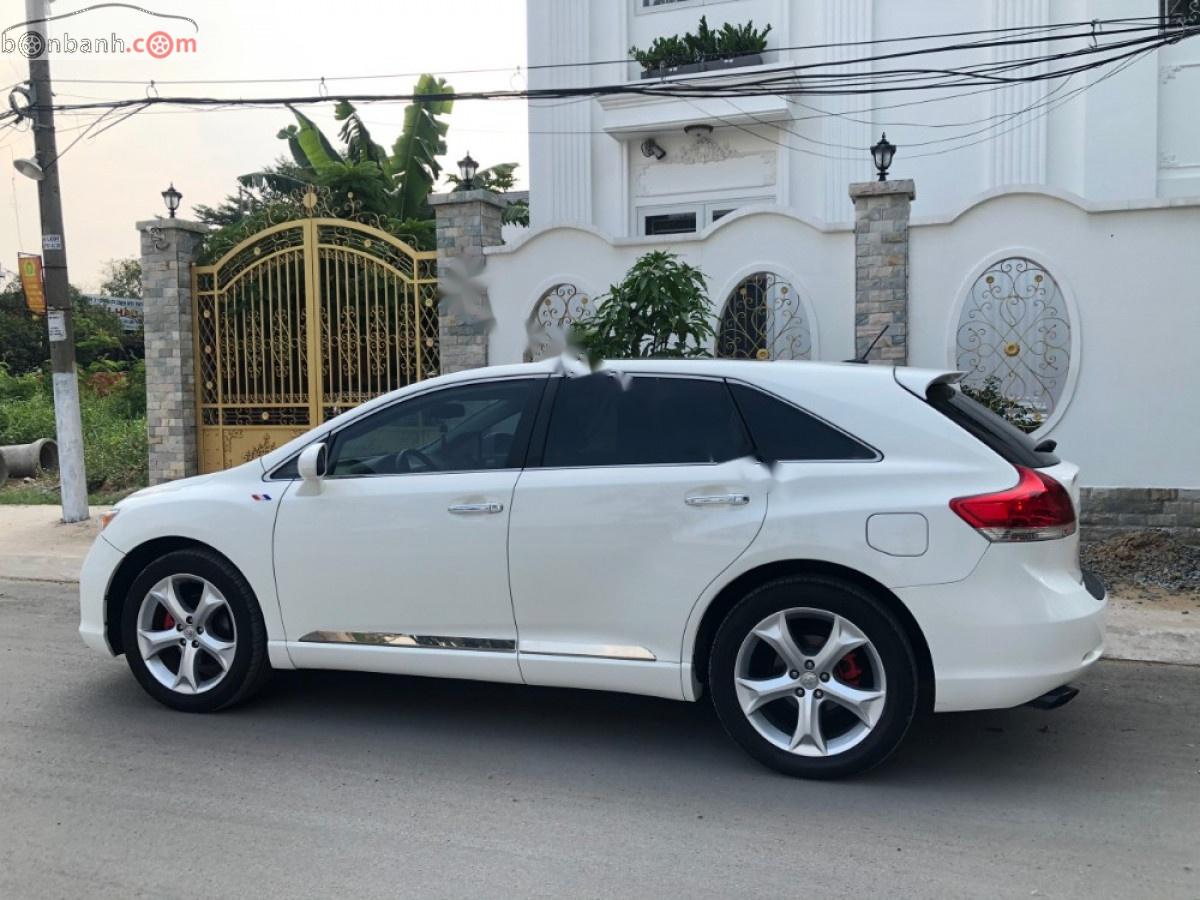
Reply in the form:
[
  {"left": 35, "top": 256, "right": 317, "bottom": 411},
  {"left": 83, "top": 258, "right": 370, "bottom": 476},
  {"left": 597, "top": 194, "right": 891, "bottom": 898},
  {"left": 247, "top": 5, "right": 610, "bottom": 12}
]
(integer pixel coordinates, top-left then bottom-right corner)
[
  {"left": 0, "top": 438, "right": 58, "bottom": 479},
  {"left": 0, "top": 451, "right": 7, "bottom": 488}
]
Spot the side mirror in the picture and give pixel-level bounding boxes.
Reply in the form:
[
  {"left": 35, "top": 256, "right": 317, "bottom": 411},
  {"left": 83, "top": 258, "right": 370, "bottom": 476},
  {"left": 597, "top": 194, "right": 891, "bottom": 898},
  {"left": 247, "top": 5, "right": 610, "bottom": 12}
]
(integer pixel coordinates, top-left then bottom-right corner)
[{"left": 297, "top": 443, "right": 327, "bottom": 483}]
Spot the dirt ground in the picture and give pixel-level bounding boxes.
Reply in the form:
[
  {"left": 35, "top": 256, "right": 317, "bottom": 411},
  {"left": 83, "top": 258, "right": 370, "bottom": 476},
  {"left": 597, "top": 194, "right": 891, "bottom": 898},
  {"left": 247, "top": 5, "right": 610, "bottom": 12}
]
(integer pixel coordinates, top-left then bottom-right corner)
[{"left": 1082, "top": 530, "right": 1200, "bottom": 613}]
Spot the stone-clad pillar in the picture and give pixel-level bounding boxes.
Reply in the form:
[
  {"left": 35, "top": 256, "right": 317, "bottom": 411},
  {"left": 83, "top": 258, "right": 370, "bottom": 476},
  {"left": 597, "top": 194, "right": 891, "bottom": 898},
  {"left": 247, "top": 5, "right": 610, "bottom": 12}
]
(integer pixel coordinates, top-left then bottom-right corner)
[
  {"left": 849, "top": 180, "right": 916, "bottom": 364},
  {"left": 137, "top": 217, "right": 207, "bottom": 483},
  {"left": 430, "top": 189, "right": 505, "bottom": 374}
]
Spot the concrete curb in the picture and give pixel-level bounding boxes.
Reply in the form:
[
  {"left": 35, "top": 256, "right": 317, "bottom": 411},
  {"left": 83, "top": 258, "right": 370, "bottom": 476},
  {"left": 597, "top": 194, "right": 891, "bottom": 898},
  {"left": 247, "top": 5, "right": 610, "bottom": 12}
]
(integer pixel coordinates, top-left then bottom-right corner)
[
  {"left": 1104, "top": 602, "right": 1200, "bottom": 667},
  {"left": 0, "top": 505, "right": 110, "bottom": 585}
]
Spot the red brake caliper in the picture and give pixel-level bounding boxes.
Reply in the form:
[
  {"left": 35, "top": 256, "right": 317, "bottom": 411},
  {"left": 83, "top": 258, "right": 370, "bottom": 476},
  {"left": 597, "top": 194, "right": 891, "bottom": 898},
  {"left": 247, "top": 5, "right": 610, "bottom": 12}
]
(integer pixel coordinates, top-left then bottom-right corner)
[
  {"left": 836, "top": 651, "right": 864, "bottom": 686},
  {"left": 163, "top": 613, "right": 175, "bottom": 629}
]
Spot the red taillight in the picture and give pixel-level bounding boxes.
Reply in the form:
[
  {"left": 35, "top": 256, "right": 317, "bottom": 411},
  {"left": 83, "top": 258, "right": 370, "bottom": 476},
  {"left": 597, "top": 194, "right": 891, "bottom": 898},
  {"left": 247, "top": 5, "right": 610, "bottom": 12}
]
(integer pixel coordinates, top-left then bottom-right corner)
[{"left": 950, "top": 466, "right": 1076, "bottom": 542}]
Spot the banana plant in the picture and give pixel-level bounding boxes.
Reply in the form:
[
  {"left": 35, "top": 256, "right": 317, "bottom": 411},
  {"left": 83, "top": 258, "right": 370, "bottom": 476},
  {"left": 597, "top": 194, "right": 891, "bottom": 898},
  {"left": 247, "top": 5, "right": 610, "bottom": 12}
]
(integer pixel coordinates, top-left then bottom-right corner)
[
  {"left": 197, "top": 75, "right": 456, "bottom": 257},
  {"left": 388, "top": 73, "right": 454, "bottom": 220},
  {"left": 273, "top": 75, "right": 455, "bottom": 223}
]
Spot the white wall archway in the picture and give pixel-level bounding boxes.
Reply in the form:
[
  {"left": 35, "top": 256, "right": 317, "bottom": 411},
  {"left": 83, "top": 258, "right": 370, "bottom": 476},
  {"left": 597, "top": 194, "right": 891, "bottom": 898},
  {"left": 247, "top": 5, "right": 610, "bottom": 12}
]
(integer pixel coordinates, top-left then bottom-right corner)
[
  {"left": 711, "top": 262, "right": 822, "bottom": 362},
  {"left": 522, "top": 276, "right": 602, "bottom": 362},
  {"left": 945, "top": 247, "right": 1082, "bottom": 436}
]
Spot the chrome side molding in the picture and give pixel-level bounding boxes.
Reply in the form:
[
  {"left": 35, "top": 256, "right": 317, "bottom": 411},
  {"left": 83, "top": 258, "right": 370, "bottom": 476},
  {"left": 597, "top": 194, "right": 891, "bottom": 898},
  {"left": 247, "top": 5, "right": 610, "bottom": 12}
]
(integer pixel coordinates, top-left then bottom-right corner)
[
  {"left": 518, "top": 641, "right": 657, "bottom": 662},
  {"left": 296, "top": 632, "right": 657, "bottom": 662},
  {"left": 299, "top": 631, "right": 516, "bottom": 652}
]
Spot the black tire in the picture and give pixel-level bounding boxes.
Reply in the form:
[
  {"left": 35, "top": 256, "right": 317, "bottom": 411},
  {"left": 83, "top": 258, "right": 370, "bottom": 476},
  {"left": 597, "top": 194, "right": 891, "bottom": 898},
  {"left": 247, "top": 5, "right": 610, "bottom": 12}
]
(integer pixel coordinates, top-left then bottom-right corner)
[
  {"left": 709, "top": 575, "right": 918, "bottom": 779},
  {"left": 121, "top": 548, "right": 270, "bottom": 712}
]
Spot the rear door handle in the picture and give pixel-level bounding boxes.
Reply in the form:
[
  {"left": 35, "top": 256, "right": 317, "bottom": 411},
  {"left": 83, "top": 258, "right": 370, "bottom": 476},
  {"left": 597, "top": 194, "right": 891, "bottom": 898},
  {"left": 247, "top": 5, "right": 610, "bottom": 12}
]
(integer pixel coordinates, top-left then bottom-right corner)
[
  {"left": 686, "top": 494, "right": 750, "bottom": 507},
  {"left": 448, "top": 502, "right": 504, "bottom": 515}
]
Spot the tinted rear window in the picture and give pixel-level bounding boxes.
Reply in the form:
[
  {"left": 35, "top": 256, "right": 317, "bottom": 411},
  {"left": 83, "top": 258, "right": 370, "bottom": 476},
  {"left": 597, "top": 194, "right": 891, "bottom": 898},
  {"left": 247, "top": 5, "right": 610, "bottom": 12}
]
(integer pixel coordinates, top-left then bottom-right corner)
[
  {"left": 542, "top": 374, "right": 752, "bottom": 467},
  {"left": 927, "top": 383, "right": 1059, "bottom": 468},
  {"left": 728, "top": 383, "right": 877, "bottom": 462}
]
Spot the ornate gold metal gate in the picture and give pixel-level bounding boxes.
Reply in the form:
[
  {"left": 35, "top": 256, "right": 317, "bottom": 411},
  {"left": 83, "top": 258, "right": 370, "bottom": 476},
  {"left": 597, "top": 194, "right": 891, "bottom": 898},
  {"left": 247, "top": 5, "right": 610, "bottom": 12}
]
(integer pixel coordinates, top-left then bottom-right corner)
[{"left": 193, "top": 217, "right": 439, "bottom": 473}]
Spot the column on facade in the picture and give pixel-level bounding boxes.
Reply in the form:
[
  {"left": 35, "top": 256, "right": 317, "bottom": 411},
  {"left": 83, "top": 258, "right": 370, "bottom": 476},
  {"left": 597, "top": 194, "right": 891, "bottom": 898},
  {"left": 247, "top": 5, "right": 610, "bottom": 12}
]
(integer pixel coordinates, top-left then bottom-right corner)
[
  {"left": 429, "top": 189, "right": 506, "bottom": 374},
  {"left": 820, "top": 0, "right": 874, "bottom": 223},
  {"left": 990, "top": 0, "right": 1049, "bottom": 187},
  {"left": 137, "top": 217, "right": 207, "bottom": 484},
  {"left": 848, "top": 180, "right": 916, "bottom": 364}
]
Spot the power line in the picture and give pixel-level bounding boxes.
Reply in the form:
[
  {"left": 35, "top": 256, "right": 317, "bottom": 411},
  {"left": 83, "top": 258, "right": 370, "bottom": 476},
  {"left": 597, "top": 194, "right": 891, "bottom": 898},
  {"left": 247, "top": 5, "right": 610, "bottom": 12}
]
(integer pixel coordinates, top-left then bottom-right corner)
[
  {"left": 1, "top": 20, "right": 1192, "bottom": 166},
  {"left": 23, "top": 15, "right": 1174, "bottom": 89},
  {"left": 28, "top": 23, "right": 1189, "bottom": 115},
  {"left": 905, "top": 48, "right": 1150, "bottom": 159}
]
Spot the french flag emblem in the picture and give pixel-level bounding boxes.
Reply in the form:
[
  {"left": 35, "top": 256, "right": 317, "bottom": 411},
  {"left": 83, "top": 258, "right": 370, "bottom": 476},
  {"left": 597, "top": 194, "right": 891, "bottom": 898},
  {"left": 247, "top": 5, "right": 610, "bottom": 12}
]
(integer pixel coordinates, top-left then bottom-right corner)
[{"left": 251, "top": 494, "right": 273, "bottom": 502}]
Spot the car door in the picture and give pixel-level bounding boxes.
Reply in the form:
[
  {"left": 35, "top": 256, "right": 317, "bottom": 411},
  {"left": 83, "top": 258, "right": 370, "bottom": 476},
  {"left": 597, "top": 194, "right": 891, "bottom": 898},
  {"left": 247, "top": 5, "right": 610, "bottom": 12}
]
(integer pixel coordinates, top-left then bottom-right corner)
[
  {"left": 274, "top": 376, "right": 545, "bottom": 683},
  {"left": 507, "top": 372, "right": 770, "bottom": 698}
]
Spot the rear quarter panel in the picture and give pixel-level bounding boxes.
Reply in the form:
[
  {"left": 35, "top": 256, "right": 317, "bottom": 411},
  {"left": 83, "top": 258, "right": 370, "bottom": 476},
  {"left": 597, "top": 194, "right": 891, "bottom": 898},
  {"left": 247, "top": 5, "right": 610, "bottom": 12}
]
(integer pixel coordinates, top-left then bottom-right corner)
[{"left": 681, "top": 368, "right": 1018, "bottom": 668}]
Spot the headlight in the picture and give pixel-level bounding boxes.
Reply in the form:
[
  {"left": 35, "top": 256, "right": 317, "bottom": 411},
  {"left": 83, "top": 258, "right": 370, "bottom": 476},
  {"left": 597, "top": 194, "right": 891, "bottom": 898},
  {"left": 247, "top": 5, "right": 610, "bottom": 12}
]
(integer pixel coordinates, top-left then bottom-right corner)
[{"left": 98, "top": 509, "right": 119, "bottom": 531}]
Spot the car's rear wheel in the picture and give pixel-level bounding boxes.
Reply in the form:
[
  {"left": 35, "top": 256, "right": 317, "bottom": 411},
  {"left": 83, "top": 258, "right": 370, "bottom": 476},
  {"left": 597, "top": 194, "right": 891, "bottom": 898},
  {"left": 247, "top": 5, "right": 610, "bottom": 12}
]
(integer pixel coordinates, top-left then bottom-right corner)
[
  {"left": 709, "top": 575, "right": 918, "bottom": 779},
  {"left": 121, "top": 548, "right": 269, "bottom": 712}
]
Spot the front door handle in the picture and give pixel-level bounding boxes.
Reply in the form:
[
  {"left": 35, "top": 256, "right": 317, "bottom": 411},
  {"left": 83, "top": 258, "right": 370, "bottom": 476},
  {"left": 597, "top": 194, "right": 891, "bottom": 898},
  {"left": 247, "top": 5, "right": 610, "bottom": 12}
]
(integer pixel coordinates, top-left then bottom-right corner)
[
  {"left": 686, "top": 494, "right": 750, "bottom": 507},
  {"left": 448, "top": 502, "right": 504, "bottom": 515}
]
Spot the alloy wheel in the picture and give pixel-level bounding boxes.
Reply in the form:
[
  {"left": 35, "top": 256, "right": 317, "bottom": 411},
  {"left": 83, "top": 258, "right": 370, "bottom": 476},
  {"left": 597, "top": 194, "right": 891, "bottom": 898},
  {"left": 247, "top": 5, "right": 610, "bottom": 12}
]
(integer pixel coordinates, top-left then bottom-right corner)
[
  {"left": 135, "top": 574, "right": 238, "bottom": 695},
  {"left": 733, "top": 607, "right": 887, "bottom": 758}
]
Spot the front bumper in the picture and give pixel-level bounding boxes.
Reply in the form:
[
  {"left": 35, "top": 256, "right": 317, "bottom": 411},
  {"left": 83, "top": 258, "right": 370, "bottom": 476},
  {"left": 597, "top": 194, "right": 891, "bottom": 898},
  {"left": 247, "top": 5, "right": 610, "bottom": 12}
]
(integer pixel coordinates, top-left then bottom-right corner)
[
  {"left": 898, "top": 547, "right": 1107, "bottom": 713},
  {"left": 79, "top": 535, "right": 125, "bottom": 656}
]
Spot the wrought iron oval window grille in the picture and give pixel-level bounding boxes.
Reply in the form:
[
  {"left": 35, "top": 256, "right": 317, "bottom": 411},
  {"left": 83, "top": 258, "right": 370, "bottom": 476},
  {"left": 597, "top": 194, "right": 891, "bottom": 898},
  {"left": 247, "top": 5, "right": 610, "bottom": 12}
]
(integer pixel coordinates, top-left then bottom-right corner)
[
  {"left": 525, "top": 283, "right": 591, "bottom": 362},
  {"left": 716, "top": 272, "right": 812, "bottom": 361},
  {"left": 955, "top": 257, "right": 1072, "bottom": 430}
]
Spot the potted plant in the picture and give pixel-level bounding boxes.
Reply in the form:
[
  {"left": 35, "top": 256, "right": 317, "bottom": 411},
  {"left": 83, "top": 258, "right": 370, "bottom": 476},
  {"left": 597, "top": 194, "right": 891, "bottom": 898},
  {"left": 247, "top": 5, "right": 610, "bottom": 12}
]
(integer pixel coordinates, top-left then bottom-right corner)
[
  {"left": 706, "top": 19, "right": 772, "bottom": 72},
  {"left": 631, "top": 34, "right": 700, "bottom": 78},
  {"left": 631, "top": 16, "right": 771, "bottom": 79}
]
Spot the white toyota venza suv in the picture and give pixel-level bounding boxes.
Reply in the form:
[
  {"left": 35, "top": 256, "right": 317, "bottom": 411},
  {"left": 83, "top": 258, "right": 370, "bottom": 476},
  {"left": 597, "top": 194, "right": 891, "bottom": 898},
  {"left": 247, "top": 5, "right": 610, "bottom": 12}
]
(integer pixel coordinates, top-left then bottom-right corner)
[{"left": 80, "top": 359, "right": 1106, "bottom": 778}]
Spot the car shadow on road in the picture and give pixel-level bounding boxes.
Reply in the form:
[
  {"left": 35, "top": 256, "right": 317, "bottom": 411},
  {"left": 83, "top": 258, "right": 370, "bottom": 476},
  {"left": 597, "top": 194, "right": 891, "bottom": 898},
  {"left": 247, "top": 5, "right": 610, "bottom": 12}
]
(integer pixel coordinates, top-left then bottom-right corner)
[
  {"left": 78, "top": 658, "right": 1178, "bottom": 800},
  {"left": 203, "top": 662, "right": 1155, "bottom": 793}
]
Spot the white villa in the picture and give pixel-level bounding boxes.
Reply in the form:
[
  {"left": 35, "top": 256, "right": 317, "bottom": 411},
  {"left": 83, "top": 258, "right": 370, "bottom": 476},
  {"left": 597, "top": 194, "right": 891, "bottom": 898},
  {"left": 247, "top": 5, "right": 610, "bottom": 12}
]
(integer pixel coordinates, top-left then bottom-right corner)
[{"left": 460, "top": 0, "right": 1200, "bottom": 531}]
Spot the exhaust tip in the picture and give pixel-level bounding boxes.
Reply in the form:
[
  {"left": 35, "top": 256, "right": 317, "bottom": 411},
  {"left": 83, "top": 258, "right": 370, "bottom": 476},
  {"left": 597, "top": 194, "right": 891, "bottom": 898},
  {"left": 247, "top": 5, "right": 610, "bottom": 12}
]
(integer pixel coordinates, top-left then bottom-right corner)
[{"left": 1025, "top": 684, "right": 1080, "bottom": 711}]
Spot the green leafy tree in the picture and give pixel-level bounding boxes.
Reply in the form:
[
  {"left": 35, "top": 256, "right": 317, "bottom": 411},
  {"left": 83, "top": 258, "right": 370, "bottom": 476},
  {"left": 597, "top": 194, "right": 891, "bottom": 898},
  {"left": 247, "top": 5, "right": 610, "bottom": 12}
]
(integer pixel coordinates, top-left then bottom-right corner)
[
  {"left": 279, "top": 73, "right": 453, "bottom": 222},
  {"left": 196, "top": 75, "right": 454, "bottom": 259},
  {"left": 0, "top": 286, "right": 47, "bottom": 374},
  {"left": 193, "top": 160, "right": 312, "bottom": 229},
  {"left": 572, "top": 251, "right": 715, "bottom": 361},
  {"left": 446, "top": 162, "right": 528, "bottom": 226},
  {"left": 98, "top": 258, "right": 142, "bottom": 299},
  {"left": 446, "top": 162, "right": 518, "bottom": 193},
  {"left": 0, "top": 285, "right": 131, "bottom": 374}
]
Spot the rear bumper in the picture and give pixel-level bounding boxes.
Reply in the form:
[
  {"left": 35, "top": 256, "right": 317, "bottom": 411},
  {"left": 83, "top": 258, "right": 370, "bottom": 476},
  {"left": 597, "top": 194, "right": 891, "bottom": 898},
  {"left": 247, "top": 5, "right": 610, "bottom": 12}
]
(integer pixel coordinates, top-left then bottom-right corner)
[
  {"left": 898, "top": 548, "right": 1106, "bottom": 713},
  {"left": 79, "top": 535, "right": 124, "bottom": 656}
]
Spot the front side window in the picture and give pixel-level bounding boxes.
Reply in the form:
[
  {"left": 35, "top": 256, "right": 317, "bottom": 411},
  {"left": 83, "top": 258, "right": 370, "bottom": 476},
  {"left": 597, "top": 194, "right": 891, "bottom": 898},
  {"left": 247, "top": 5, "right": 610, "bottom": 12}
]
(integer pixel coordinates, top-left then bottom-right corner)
[
  {"left": 541, "top": 374, "right": 752, "bottom": 467},
  {"left": 325, "top": 379, "right": 541, "bottom": 477}
]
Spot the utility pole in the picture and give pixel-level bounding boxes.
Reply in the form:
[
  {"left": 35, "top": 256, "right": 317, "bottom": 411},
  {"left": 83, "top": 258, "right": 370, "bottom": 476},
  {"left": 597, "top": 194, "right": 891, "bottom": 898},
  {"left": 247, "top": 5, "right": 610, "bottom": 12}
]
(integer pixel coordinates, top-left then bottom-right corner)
[{"left": 24, "top": 0, "right": 88, "bottom": 522}]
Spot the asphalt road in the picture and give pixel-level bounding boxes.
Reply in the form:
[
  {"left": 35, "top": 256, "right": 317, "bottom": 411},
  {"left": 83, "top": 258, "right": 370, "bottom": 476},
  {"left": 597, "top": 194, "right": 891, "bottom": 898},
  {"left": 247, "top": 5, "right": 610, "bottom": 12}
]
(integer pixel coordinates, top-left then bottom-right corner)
[{"left": 1, "top": 578, "right": 1197, "bottom": 900}]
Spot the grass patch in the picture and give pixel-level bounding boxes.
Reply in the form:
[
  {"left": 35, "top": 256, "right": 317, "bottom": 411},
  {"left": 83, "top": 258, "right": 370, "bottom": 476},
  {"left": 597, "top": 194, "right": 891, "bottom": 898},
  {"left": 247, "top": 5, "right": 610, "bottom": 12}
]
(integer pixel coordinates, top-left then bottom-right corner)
[
  {"left": 0, "top": 476, "right": 139, "bottom": 506},
  {"left": 0, "top": 364, "right": 148, "bottom": 497}
]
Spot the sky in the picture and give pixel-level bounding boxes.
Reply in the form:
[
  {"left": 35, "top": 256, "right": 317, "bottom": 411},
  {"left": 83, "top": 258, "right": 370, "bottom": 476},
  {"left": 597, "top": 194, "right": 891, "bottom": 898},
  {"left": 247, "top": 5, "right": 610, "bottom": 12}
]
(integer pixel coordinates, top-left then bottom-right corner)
[{"left": 0, "top": 0, "right": 530, "bottom": 290}]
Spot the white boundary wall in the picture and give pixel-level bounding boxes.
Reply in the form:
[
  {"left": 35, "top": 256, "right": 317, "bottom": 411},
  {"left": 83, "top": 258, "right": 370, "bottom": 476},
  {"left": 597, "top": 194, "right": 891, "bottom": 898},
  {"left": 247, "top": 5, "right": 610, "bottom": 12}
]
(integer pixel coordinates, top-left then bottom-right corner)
[{"left": 482, "top": 190, "right": 1200, "bottom": 491}]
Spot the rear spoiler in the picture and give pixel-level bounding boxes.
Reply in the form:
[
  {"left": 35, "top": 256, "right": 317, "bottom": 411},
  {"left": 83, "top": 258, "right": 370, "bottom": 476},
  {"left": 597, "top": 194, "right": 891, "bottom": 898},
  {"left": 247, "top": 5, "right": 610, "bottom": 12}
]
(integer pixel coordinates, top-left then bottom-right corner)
[{"left": 894, "top": 368, "right": 964, "bottom": 400}]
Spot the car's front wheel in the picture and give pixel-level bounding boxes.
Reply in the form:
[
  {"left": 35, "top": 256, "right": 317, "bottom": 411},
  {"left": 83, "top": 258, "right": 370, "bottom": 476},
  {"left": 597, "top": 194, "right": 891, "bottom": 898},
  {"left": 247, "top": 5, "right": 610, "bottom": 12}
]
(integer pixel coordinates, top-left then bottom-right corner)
[
  {"left": 709, "top": 575, "right": 918, "bottom": 779},
  {"left": 121, "top": 548, "right": 269, "bottom": 712}
]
